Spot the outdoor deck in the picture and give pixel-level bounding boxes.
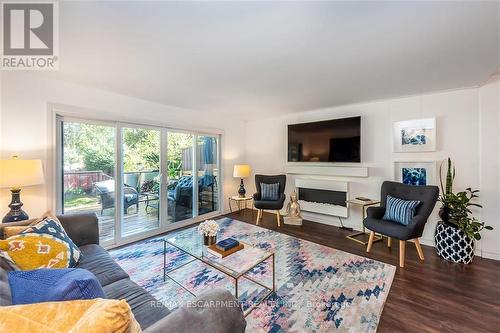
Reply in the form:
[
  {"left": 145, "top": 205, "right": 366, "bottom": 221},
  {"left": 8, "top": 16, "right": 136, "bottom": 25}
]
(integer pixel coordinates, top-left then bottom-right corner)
[
  {"left": 66, "top": 201, "right": 160, "bottom": 243},
  {"left": 65, "top": 192, "right": 218, "bottom": 243}
]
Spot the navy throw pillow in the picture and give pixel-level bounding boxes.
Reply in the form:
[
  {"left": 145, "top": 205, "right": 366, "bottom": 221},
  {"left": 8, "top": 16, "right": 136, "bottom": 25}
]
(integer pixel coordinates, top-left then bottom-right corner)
[
  {"left": 261, "top": 183, "right": 280, "bottom": 201},
  {"left": 382, "top": 195, "right": 421, "bottom": 225},
  {"left": 8, "top": 268, "right": 105, "bottom": 305}
]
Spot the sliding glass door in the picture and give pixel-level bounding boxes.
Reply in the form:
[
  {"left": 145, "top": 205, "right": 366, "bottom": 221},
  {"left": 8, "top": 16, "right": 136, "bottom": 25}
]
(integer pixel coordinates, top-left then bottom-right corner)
[
  {"left": 197, "top": 136, "right": 219, "bottom": 215},
  {"left": 121, "top": 126, "right": 161, "bottom": 237},
  {"left": 60, "top": 121, "right": 117, "bottom": 243},
  {"left": 166, "top": 132, "right": 194, "bottom": 224},
  {"left": 57, "top": 116, "right": 221, "bottom": 247}
]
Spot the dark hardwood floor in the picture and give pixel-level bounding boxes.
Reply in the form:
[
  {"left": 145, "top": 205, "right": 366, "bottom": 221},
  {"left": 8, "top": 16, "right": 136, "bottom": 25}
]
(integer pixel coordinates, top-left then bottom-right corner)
[{"left": 225, "top": 209, "right": 500, "bottom": 333}]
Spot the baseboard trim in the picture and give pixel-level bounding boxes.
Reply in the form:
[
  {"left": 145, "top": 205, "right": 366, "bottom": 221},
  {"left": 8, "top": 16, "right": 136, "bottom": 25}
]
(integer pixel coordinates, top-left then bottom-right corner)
[{"left": 474, "top": 249, "right": 500, "bottom": 261}]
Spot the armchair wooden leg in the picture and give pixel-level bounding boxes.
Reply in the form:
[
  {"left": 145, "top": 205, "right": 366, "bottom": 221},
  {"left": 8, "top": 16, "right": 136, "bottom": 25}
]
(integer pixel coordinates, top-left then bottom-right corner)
[
  {"left": 399, "top": 240, "right": 405, "bottom": 268},
  {"left": 387, "top": 237, "right": 392, "bottom": 248},
  {"left": 414, "top": 238, "right": 425, "bottom": 261},
  {"left": 366, "top": 231, "right": 375, "bottom": 253},
  {"left": 256, "top": 209, "right": 261, "bottom": 225},
  {"left": 275, "top": 211, "right": 281, "bottom": 227}
]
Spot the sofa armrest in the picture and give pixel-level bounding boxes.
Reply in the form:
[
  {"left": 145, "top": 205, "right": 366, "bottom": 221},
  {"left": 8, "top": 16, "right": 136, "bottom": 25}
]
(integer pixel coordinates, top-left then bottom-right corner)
[
  {"left": 366, "top": 206, "right": 386, "bottom": 219},
  {"left": 253, "top": 192, "right": 261, "bottom": 201},
  {"left": 57, "top": 213, "right": 99, "bottom": 246},
  {"left": 144, "top": 289, "right": 246, "bottom": 333}
]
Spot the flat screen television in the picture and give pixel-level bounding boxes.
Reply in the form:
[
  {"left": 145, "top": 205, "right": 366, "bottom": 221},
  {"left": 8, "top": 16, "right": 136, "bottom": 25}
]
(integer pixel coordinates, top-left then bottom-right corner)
[{"left": 287, "top": 116, "right": 361, "bottom": 163}]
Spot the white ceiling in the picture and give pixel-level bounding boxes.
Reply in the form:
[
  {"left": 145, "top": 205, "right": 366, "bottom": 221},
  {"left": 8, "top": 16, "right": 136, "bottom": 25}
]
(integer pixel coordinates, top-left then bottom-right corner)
[{"left": 47, "top": 1, "right": 499, "bottom": 120}]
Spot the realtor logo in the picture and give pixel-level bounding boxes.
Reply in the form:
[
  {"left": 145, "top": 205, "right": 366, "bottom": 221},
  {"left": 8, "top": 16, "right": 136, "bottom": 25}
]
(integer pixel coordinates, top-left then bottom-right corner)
[{"left": 1, "top": 1, "right": 59, "bottom": 70}]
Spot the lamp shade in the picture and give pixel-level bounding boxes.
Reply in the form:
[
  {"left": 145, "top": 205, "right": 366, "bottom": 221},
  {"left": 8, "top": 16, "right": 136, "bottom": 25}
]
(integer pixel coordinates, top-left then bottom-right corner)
[
  {"left": 0, "top": 158, "right": 44, "bottom": 189},
  {"left": 233, "top": 164, "right": 251, "bottom": 178}
]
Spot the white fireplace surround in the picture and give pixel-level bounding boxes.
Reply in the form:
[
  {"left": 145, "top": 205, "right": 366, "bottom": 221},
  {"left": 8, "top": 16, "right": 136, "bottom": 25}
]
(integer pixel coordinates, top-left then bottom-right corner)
[{"left": 295, "top": 178, "right": 349, "bottom": 218}]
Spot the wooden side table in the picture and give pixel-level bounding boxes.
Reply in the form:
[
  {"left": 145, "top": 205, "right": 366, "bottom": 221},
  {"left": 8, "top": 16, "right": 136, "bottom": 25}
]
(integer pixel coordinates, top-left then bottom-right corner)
[
  {"left": 345, "top": 199, "right": 383, "bottom": 245},
  {"left": 228, "top": 196, "right": 253, "bottom": 214}
]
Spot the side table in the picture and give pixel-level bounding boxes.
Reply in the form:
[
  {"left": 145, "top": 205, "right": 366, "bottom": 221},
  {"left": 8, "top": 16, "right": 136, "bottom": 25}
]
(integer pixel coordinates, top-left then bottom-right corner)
[
  {"left": 345, "top": 199, "right": 383, "bottom": 245},
  {"left": 228, "top": 196, "right": 253, "bottom": 214}
]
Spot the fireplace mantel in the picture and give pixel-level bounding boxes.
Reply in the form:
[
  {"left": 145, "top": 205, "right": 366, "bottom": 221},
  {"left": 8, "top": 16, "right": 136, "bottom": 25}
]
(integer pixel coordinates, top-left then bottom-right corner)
[{"left": 285, "top": 164, "right": 368, "bottom": 177}]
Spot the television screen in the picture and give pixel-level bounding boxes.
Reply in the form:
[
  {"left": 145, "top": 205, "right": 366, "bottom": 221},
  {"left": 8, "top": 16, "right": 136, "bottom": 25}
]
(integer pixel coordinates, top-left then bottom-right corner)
[{"left": 287, "top": 116, "right": 361, "bottom": 162}]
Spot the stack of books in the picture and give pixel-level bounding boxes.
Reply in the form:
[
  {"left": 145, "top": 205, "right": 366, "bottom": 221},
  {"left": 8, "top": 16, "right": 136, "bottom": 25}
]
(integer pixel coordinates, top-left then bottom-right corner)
[{"left": 207, "top": 238, "right": 244, "bottom": 258}]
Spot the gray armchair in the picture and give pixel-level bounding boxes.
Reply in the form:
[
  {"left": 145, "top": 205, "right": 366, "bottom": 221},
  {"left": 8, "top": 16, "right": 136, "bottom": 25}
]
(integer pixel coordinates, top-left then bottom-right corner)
[
  {"left": 363, "top": 181, "right": 439, "bottom": 267},
  {"left": 253, "top": 174, "right": 286, "bottom": 227}
]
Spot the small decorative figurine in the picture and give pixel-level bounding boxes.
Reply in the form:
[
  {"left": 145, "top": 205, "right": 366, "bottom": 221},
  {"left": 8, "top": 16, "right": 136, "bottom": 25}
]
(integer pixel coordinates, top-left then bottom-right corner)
[{"left": 284, "top": 189, "right": 303, "bottom": 226}]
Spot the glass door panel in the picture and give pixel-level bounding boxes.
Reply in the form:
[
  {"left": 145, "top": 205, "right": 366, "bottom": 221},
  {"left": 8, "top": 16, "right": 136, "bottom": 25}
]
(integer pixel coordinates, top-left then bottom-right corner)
[
  {"left": 167, "top": 132, "right": 194, "bottom": 223},
  {"left": 61, "top": 121, "right": 116, "bottom": 244},
  {"left": 121, "top": 127, "right": 161, "bottom": 237},
  {"left": 197, "top": 136, "right": 219, "bottom": 215}
]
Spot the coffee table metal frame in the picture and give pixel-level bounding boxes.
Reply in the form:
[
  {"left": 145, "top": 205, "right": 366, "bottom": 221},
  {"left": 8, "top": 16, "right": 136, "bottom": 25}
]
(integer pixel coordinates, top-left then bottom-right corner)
[{"left": 163, "top": 239, "right": 275, "bottom": 317}]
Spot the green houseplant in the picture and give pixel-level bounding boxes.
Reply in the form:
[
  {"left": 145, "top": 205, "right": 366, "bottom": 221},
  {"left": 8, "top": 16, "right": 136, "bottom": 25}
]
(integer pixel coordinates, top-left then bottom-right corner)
[{"left": 435, "top": 158, "right": 493, "bottom": 264}]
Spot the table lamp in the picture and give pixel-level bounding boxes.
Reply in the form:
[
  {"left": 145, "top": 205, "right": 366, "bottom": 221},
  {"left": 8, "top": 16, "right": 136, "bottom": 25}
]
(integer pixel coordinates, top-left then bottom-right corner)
[
  {"left": 0, "top": 156, "right": 44, "bottom": 223},
  {"left": 233, "top": 164, "right": 251, "bottom": 197}
]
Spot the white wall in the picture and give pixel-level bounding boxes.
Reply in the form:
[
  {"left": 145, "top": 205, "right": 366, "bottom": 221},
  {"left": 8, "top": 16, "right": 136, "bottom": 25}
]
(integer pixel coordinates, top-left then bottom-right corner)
[
  {"left": 0, "top": 72, "right": 247, "bottom": 217},
  {"left": 246, "top": 83, "right": 500, "bottom": 259},
  {"left": 478, "top": 75, "right": 500, "bottom": 259}
]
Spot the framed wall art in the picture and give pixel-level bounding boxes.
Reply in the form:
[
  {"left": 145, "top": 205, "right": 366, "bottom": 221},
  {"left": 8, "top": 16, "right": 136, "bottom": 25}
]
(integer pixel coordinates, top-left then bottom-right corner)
[
  {"left": 393, "top": 118, "right": 436, "bottom": 152},
  {"left": 394, "top": 161, "right": 437, "bottom": 186}
]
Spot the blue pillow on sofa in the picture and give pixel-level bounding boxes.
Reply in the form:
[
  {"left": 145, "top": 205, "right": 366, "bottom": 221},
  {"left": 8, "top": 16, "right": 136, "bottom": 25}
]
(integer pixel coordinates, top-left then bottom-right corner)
[
  {"left": 382, "top": 195, "right": 421, "bottom": 226},
  {"left": 8, "top": 268, "right": 105, "bottom": 305}
]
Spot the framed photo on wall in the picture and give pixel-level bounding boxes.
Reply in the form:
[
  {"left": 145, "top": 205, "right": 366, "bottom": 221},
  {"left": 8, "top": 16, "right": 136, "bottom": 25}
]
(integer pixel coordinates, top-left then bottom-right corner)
[
  {"left": 394, "top": 161, "right": 437, "bottom": 186},
  {"left": 393, "top": 118, "right": 436, "bottom": 152}
]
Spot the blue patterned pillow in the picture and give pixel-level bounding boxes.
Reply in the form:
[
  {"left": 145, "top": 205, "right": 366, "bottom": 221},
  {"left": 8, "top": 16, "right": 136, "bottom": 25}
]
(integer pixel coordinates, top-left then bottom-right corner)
[
  {"left": 8, "top": 268, "right": 105, "bottom": 305},
  {"left": 382, "top": 195, "right": 421, "bottom": 225},
  {"left": 261, "top": 183, "right": 280, "bottom": 201}
]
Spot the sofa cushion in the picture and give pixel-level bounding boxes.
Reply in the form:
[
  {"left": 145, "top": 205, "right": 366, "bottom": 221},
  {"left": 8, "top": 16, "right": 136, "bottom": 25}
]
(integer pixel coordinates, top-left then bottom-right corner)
[
  {"left": 364, "top": 216, "right": 416, "bottom": 240},
  {"left": 103, "top": 279, "right": 170, "bottom": 329},
  {"left": 0, "top": 257, "right": 13, "bottom": 306},
  {"left": 77, "top": 245, "right": 129, "bottom": 287}
]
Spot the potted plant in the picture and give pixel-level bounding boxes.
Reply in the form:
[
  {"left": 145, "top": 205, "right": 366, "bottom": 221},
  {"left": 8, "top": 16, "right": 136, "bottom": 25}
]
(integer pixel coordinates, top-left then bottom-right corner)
[{"left": 435, "top": 158, "right": 493, "bottom": 264}]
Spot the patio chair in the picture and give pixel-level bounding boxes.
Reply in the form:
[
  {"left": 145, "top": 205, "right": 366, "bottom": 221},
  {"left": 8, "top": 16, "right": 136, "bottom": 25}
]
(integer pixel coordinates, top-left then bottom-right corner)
[
  {"left": 95, "top": 180, "right": 139, "bottom": 215},
  {"left": 124, "top": 172, "right": 141, "bottom": 191}
]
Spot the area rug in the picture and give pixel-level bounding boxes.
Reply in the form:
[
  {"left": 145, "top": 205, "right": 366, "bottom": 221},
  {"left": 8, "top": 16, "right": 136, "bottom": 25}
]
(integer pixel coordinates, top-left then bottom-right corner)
[{"left": 109, "top": 217, "right": 396, "bottom": 332}]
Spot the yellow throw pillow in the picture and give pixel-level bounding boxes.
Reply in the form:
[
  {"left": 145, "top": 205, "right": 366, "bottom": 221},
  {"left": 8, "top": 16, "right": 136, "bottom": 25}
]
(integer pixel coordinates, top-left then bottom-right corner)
[
  {"left": 0, "top": 299, "right": 142, "bottom": 333},
  {"left": 0, "top": 217, "right": 81, "bottom": 270}
]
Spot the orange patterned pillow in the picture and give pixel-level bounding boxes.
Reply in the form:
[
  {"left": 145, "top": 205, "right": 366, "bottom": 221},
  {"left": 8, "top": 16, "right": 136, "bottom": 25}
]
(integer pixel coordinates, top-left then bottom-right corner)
[{"left": 0, "top": 299, "right": 142, "bottom": 333}]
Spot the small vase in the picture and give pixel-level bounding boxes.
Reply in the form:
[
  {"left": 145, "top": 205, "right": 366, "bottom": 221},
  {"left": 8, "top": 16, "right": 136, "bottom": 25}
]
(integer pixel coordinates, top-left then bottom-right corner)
[{"left": 203, "top": 235, "right": 217, "bottom": 246}]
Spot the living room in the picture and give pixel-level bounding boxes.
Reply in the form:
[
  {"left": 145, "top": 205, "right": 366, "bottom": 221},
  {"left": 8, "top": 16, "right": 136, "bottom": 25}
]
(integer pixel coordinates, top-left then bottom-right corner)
[{"left": 0, "top": 1, "right": 499, "bottom": 332}]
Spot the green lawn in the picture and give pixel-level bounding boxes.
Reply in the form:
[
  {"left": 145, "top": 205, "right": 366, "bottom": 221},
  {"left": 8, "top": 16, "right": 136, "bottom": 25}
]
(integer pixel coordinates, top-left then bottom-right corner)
[{"left": 64, "top": 195, "right": 99, "bottom": 209}]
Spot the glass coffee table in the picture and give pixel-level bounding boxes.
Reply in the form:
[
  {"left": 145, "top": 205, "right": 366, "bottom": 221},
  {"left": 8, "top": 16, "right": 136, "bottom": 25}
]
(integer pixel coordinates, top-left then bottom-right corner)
[{"left": 163, "top": 228, "right": 275, "bottom": 316}]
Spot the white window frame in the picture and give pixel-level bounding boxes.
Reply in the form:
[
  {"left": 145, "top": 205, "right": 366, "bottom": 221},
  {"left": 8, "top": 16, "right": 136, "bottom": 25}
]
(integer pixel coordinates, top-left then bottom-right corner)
[{"left": 52, "top": 104, "right": 223, "bottom": 249}]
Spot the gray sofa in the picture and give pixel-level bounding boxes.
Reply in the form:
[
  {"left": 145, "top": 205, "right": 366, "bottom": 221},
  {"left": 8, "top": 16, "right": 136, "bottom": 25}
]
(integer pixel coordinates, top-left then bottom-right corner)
[{"left": 0, "top": 213, "right": 246, "bottom": 333}]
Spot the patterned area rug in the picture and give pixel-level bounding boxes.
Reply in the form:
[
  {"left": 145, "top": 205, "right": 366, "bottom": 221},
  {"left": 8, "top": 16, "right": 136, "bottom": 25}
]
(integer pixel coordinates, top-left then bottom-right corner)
[{"left": 109, "top": 218, "right": 395, "bottom": 332}]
